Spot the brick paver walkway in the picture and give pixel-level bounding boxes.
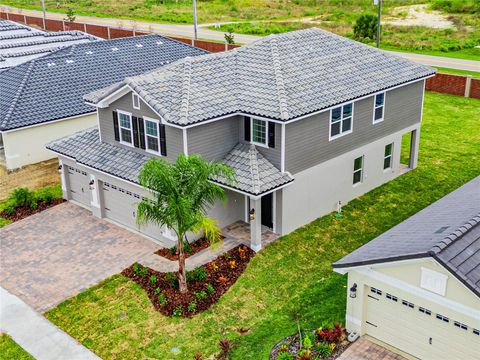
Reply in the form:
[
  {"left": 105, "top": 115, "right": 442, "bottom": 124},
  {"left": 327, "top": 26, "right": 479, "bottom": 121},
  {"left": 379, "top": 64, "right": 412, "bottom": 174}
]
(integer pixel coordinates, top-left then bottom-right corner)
[
  {"left": 0, "top": 202, "right": 160, "bottom": 312},
  {"left": 339, "top": 337, "right": 407, "bottom": 360}
]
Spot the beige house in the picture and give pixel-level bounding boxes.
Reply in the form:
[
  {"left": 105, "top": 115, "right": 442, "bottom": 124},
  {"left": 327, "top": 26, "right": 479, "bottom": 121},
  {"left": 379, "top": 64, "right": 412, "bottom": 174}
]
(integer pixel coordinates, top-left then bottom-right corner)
[{"left": 333, "top": 176, "right": 480, "bottom": 360}]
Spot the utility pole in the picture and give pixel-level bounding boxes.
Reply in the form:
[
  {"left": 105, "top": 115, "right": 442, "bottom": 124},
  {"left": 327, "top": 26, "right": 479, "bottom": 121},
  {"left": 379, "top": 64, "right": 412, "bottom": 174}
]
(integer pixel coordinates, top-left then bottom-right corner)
[
  {"left": 375, "top": 0, "right": 382, "bottom": 48},
  {"left": 193, "top": 0, "right": 198, "bottom": 40},
  {"left": 41, "top": 0, "right": 46, "bottom": 30}
]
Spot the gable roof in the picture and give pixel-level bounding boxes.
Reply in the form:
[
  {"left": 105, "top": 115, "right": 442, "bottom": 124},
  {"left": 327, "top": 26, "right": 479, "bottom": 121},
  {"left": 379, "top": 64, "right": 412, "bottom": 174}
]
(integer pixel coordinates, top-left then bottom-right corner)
[
  {"left": 333, "top": 176, "right": 480, "bottom": 298},
  {"left": 0, "top": 19, "right": 97, "bottom": 70},
  {"left": 0, "top": 34, "right": 207, "bottom": 132},
  {"left": 85, "top": 28, "right": 435, "bottom": 126}
]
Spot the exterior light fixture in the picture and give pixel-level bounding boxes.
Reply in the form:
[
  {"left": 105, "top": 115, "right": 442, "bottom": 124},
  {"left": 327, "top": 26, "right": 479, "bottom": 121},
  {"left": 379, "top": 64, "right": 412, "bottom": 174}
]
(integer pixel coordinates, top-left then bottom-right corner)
[
  {"left": 89, "top": 179, "right": 95, "bottom": 190},
  {"left": 249, "top": 208, "right": 256, "bottom": 221},
  {"left": 350, "top": 283, "right": 357, "bottom": 298},
  {"left": 57, "top": 164, "right": 62, "bottom": 170}
]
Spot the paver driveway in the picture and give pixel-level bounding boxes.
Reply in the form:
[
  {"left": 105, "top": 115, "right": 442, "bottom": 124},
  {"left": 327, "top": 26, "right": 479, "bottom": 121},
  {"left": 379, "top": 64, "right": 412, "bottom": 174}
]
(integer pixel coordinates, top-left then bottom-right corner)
[
  {"left": 338, "top": 337, "right": 407, "bottom": 360},
  {"left": 0, "top": 202, "right": 160, "bottom": 312}
]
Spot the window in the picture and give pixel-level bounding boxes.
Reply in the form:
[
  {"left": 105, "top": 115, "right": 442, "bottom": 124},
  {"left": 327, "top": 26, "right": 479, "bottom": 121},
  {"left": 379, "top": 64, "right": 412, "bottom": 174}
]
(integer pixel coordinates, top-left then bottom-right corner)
[
  {"left": 454, "top": 321, "right": 468, "bottom": 330},
  {"left": 402, "top": 300, "right": 414, "bottom": 308},
  {"left": 118, "top": 111, "right": 133, "bottom": 145},
  {"left": 353, "top": 156, "right": 364, "bottom": 185},
  {"left": 373, "top": 93, "right": 385, "bottom": 123},
  {"left": 144, "top": 118, "right": 160, "bottom": 154},
  {"left": 252, "top": 119, "right": 267, "bottom": 146},
  {"left": 132, "top": 93, "right": 140, "bottom": 109},
  {"left": 386, "top": 293, "right": 398, "bottom": 302},
  {"left": 370, "top": 287, "right": 382, "bottom": 295},
  {"left": 330, "top": 103, "right": 353, "bottom": 140},
  {"left": 419, "top": 307, "right": 432, "bottom": 315},
  {"left": 384, "top": 143, "right": 393, "bottom": 170},
  {"left": 436, "top": 314, "right": 449, "bottom": 323}
]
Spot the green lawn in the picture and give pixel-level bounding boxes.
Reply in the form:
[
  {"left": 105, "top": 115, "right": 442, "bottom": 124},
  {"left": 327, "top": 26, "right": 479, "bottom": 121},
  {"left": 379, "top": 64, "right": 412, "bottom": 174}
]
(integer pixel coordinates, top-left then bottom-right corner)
[
  {"left": 0, "top": 334, "right": 34, "bottom": 360},
  {"left": 45, "top": 92, "right": 480, "bottom": 359},
  {"left": 433, "top": 67, "right": 480, "bottom": 77}
]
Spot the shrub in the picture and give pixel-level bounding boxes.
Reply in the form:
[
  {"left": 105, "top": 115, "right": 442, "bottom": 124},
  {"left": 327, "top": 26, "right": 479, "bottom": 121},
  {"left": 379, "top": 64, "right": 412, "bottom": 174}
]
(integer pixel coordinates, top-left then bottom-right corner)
[
  {"left": 303, "top": 332, "right": 313, "bottom": 349},
  {"left": 36, "top": 188, "right": 55, "bottom": 204},
  {"left": 172, "top": 306, "right": 182, "bottom": 317},
  {"left": 297, "top": 349, "right": 312, "bottom": 360},
  {"left": 9, "top": 187, "right": 36, "bottom": 209},
  {"left": 217, "top": 339, "right": 233, "bottom": 360},
  {"left": 205, "top": 283, "right": 215, "bottom": 294},
  {"left": 277, "top": 352, "right": 294, "bottom": 360},
  {"left": 192, "top": 266, "right": 207, "bottom": 281},
  {"left": 218, "top": 275, "right": 228, "bottom": 284},
  {"left": 149, "top": 275, "right": 157, "bottom": 285},
  {"left": 313, "top": 342, "right": 331, "bottom": 357},
  {"left": 3, "top": 205, "right": 15, "bottom": 215},
  {"left": 169, "top": 239, "right": 193, "bottom": 255},
  {"left": 316, "top": 323, "right": 344, "bottom": 344},
  {"left": 194, "top": 291, "right": 207, "bottom": 300},
  {"left": 163, "top": 272, "right": 177, "bottom": 287},
  {"left": 158, "top": 293, "right": 168, "bottom": 305},
  {"left": 187, "top": 301, "right": 197, "bottom": 313},
  {"left": 431, "top": 0, "right": 480, "bottom": 14},
  {"left": 153, "top": 287, "right": 161, "bottom": 295},
  {"left": 353, "top": 14, "right": 377, "bottom": 40}
]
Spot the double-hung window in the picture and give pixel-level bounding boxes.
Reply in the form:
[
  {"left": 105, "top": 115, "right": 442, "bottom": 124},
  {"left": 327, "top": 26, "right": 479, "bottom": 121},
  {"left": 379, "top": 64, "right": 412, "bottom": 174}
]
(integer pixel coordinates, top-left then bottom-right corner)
[
  {"left": 144, "top": 118, "right": 160, "bottom": 154},
  {"left": 252, "top": 119, "right": 267, "bottom": 146},
  {"left": 330, "top": 103, "right": 353, "bottom": 140},
  {"left": 353, "top": 156, "right": 364, "bottom": 185},
  {"left": 118, "top": 111, "right": 133, "bottom": 145},
  {"left": 384, "top": 143, "right": 393, "bottom": 170},
  {"left": 373, "top": 93, "right": 385, "bottom": 123}
]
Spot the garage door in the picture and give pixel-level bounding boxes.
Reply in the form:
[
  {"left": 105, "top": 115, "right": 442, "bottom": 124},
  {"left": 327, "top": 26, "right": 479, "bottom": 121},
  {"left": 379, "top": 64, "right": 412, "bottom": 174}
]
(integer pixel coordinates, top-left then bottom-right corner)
[
  {"left": 67, "top": 166, "right": 91, "bottom": 207},
  {"left": 102, "top": 182, "right": 163, "bottom": 240},
  {"left": 364, "top": 286, "right": 480, "bottom": 360}
]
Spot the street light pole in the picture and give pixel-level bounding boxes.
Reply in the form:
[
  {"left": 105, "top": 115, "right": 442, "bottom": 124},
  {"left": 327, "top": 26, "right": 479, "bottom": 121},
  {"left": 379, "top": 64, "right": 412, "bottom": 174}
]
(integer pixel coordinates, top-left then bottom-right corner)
[
  {"left": 193, "top": 0, "right": 198, "bottom": 40},
  {"left": 41, "top": 0, "right": 46, "bottom": 30},
  {"left": 376, "top": 0, "right": 382, "bottom": 48}
]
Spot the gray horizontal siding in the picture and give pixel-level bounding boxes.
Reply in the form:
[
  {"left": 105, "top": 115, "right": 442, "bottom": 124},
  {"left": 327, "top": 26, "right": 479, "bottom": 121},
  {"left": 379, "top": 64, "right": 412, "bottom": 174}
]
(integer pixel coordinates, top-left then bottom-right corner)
[
  {"left": 98, "top": 91, "right": 183, "bottom": 162},
  {"left": 285, "top": 80, "right": 424, "bottom": 174},
  {"left": 187, "top": 116, "right": 240, "bottom": 161}
]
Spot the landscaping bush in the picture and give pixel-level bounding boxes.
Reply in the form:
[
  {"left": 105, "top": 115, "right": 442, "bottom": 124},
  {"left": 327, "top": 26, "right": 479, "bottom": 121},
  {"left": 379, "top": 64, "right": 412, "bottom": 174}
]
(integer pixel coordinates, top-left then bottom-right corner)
[
  {"left": 9, "top": 187, "right": 37, "bottom": 210},
  {"left": 353, "top": 14, "right": 377, "bottom": 40}
]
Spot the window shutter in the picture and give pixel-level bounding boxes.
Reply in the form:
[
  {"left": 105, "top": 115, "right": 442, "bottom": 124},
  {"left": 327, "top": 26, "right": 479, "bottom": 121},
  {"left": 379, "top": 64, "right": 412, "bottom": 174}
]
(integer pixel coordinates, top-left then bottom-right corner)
[
  {"left": 138, "top": 117, "right": 146, "bottom": 150},
  {"left": 268, "top": 122, "right": 275, "bottom": 148},
  {"left": 113, "top": 111, "right": 120, "bottom": 141},
  {"left": 132, "top": 116, "right": 139, "bottom": 148},
  {"left": 159, "top": 123, "right": 167, "bottom": 156},
  {"left": 244, "top": 117, "right": 251, "bottom": 142}
]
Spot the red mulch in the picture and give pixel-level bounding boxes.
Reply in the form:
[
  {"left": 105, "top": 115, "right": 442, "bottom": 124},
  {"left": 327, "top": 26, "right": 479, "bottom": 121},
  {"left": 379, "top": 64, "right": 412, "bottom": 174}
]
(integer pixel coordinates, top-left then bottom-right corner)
[
  {"left": 122, "top": 245, "right": 255, "bottom": 317},
  {"left": 0, "top": 199, "right": 65, "bottom": 222},
  {"left": 155, "top": 236, "right": 213, "bottom": 261}
]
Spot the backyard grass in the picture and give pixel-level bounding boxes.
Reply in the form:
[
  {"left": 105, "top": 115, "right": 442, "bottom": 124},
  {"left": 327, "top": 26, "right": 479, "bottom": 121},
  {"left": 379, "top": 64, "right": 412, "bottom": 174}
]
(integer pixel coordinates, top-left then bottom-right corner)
[
  {"left": 0, "top": 334, "right": 34, "bottom": 360},
  {"left": 433, "top": 66, "right": 480, "bottom": 77},
  {"left": 45, "top": 92, "right": 480, "bottom": 359}
]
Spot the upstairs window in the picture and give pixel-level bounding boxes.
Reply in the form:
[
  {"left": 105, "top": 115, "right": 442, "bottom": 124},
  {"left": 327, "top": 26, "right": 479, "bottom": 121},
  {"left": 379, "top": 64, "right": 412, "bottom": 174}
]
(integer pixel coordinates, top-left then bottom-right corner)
[
  {"left": 373, "top": 93, "right": 385, "bottom": 123},
  {"left": 118, "top": 111, "right": 133, "bottom": 145},
  {"left": 245, "top": 117, "right": 275, "bottom": 148},
  {"left": 384, "top": 143, "right": 393, "bottom": 170},
  {"left": 252, "top": 119, "right": 267, "bottom": 146},
  {"left": 330, "top": 103, "right": 353, "bottom": 140},
  {"left": 353, "top": 156, "right": 364, "bottom": 185},
  {"left": 132, "top": 93, "right": 140, "bottom": 109},
  {"left": 144, "top": 118, "right": 160, "bottom": 154}
]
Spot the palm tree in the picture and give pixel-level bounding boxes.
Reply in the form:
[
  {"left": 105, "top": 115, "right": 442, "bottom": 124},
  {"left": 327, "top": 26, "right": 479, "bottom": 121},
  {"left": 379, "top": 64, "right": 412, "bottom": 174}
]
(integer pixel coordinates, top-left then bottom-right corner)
[{"left": 136, "top": 154, "right": 235, "bottom": 293}]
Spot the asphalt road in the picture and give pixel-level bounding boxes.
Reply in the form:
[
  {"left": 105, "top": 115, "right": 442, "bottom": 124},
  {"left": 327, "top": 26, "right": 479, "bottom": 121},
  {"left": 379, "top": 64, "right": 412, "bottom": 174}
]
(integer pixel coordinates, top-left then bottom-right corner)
[{"left": 2, "top": 5, "right": 479, "bottom": 72}]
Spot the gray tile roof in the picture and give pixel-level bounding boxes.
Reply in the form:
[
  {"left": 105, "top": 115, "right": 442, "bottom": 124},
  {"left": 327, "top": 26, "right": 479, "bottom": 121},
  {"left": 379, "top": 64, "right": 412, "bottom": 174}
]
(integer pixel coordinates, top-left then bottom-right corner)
[
  {"left": 0, "top": 20, "right": 97, "bottom": 70},
  {"left": 0, "top": 34, "right": 207, "bottom": 131},
  {"left": 333, "top": 176, "right": 480, "bottom": 297},
  {"left": 212, "top": 143, "right": 294, "bottom": 196},
  {"left": 85, "top": 28, "right": 435, "bottom": 126}
]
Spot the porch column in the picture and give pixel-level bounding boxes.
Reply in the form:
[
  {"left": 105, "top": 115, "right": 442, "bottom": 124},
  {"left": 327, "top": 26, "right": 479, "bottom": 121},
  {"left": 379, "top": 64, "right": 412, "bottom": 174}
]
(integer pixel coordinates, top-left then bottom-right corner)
[
  {"left": 249, "top": 196, "right": 262, "bottom": 252},
  {"left": 59, "top": 159, "right": 71, "bottom": 200},
  {"left": 409, "top": 128, "right": 420, "bottom": 169},
  {"left": 89, "top": 174, "right": 102, "bottom": 218}
]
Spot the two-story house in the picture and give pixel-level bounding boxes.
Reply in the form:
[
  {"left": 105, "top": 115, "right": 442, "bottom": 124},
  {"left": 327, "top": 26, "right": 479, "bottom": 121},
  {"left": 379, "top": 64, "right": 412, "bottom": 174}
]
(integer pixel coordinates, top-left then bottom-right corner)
[{"left": 47, "top": 28, "right": 435, "bottom": 250}]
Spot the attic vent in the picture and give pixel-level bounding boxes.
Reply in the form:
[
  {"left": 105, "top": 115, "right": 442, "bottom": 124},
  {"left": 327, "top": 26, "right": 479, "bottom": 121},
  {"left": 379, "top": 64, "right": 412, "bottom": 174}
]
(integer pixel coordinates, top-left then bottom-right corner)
[
  {"left": 135, "top": 44, "right": 143, "bottom": 47},
  {"left": 85, "top": 51, "right": 93, "bottom": 55},
  {"left": 435, "top": 226, "right": 450, "bottom": 234},
  {"left": 47, "top": 62, "right": 56, "bottom": 67},
  {"left": 111, "top": 47, "right": 119, "bottom": 51},
  {"left": 156, "top": 41, "right": 163, "bottom": 45},
  {"left": 66, "top": 59, "right": 74, "bottom": 64}
]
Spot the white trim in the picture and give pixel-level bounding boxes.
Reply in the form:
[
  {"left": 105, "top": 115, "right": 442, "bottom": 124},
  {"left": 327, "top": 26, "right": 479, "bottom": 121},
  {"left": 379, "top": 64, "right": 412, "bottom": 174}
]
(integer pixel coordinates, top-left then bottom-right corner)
[
  {"left": 143, "top": 117, "right": 162, "bottom": 155},
  {"left": 244, "top": 195, "right": 249, "bottom": 222},
  {"left": 272, "top": 191, "right": 277, "bottom": 232},
  {"left": 96, "top": 85, "right": 131, "bottom": 108},
  {"left": 383, "top": 142, "right": 393, "bottom": 170},
  {"left": 346, "top": 315, "right": 361, "bottom": 326},
  {"left": 420, "top": 79, "right": 426, "bottom": 123},
  {"left": 356, "top": 267, "right": 480, "bottom": 321},
  {"left": 183, "top": 128, "right": 188, "bottom": 155},
  {"left": 117, "top": 109, "right": 134, "bottom": 147},
  {"left": 352, "top": 155, "right": 364, "bottom": 185},
  {"left": 280, "top": 123, "right": 285, "bottom": 172},
  {"left": 329, "top": 102, "right": 354, "bottom": 141},
  {"left": 0, "top": 112, "right": 96, "bottom": 133},
  {"left": 372, "top": 92, "right": 385, "bottom": 124},
  {"left": 96, "top": 108, "right": 102, "bottom": 143},
  {"left": 215, "top": 180, "right": 293, "bottom": 200},
  {"left": 132, "top": 92, "right": 140, "bottom": 110},
  {"left": 59, "top": 158, "right": 67, "bottom": 192},
  {"left": 333, "top": 257, "right": 431, "bottom": 274},
  {"left": 251, "top": 118, "right": 269, "bottom": 148}
]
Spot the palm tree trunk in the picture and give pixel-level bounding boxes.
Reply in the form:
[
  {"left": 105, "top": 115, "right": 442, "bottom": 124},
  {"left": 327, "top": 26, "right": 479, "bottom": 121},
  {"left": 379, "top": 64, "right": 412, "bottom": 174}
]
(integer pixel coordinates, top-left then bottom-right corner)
[{"left": 177, "top": 233, "right": 188, "bottom": 293}]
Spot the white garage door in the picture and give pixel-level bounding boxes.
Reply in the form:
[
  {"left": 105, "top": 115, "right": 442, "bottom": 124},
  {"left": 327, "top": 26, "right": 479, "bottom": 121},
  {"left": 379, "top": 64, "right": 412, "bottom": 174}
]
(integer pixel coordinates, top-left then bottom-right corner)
[
  {"left": 365, "top": 286, "right": 480, "bottom": 360},
  {"left": 102, "top": 182, "right": 163, "bottom": 240},
  {"left": 67, "top": 166, "right": 90, "bottom": 207}
]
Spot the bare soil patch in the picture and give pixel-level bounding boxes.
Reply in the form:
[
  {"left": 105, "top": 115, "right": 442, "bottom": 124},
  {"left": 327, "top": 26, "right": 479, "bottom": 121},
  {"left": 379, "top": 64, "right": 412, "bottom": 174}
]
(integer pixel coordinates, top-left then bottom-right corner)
[{"left": 386, "top": 4, "right": 454, "bottom": 29}]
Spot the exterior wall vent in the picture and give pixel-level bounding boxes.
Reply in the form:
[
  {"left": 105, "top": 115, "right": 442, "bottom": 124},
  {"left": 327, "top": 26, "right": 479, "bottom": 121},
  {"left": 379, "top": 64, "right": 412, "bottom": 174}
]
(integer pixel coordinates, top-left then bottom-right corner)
[{"left": 435, "top": 226, "right": 450, "bottom": 234}]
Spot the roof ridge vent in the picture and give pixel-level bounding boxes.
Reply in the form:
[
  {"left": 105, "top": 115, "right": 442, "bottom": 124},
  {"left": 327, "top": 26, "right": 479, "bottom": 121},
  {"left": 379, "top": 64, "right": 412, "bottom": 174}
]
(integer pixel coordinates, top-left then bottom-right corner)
[
  {"left": 179, "top": 58, "right": 192, "bottom": 124},
  {"left": 430, "top": 213, "right": 480, "bottom": 255},
  {"left": 248, "top": 145, "right": 261, "bottom": 195},
  {"left": 269, "top": 37, "right": 289, "bottom": 120}
]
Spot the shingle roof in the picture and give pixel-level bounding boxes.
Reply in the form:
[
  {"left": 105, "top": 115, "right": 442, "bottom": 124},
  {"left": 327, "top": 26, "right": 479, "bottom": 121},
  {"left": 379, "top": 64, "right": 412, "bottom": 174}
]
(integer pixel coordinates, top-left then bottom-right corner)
[
  {"left": 212, "top": 143, "right": 294, "bottom": 196},
  {"left": 333, "top": 176, "right": 480, "bottom": 297},
  {"left": 0, "top": 19, "right": 97, "bottom": 70},
  {"left": 0, "top": 34, "right": 207, "bottom": 131},
  {"left": 85, "top": 28, "right": 435, "bottom": 126}
]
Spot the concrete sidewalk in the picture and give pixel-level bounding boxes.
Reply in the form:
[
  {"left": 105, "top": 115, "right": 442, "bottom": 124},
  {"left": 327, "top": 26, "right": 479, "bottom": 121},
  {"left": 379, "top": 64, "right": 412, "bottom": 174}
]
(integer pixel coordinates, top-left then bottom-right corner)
[{"left": 0, "top": 287, "right": 99, "bottom": 360}]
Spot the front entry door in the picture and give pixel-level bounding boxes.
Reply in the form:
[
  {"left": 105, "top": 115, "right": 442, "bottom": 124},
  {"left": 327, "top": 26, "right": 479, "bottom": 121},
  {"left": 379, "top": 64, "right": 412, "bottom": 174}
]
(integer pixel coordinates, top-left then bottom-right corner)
[{"left": 261, "top": 193, "right": 273, "bottom": 229}]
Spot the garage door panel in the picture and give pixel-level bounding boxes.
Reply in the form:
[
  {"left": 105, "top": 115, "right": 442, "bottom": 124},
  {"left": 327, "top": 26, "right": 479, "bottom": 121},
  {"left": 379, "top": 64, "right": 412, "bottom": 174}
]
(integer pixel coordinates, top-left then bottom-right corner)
[
  {"left": 67, "top": 166, "right": 90, "bottom": 206},
  {"left": 365, "top": 286, "right": 480, "bottom": 360}
]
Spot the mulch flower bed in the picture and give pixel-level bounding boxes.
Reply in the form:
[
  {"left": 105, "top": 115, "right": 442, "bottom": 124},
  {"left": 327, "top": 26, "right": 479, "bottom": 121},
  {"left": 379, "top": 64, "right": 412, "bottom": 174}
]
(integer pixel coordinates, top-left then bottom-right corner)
[
  {"left": 155, "top": 236, "right": 217, "bottom": 261},
  {"left": 0, "top": 199, "right": 64, "bottom": 222},
  {"left": 122, "top": 244, "right": 255, "bottom": 317},
  {"left": 270, "top": 325, "right": 351, "bottom": 360}
]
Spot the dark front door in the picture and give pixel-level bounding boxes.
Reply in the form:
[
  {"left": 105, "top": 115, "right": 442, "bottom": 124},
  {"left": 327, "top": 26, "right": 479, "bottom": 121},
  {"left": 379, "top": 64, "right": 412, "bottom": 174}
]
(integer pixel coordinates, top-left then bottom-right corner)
[{"left": 261, "top": 193, "right": 273, "bottom": 229}]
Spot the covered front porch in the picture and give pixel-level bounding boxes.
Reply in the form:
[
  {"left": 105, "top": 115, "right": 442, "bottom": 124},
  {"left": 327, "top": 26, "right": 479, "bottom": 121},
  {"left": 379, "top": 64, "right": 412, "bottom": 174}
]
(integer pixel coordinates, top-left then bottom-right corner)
[{"left": 222, "top": 220, "right": 279, "bottom": 250}]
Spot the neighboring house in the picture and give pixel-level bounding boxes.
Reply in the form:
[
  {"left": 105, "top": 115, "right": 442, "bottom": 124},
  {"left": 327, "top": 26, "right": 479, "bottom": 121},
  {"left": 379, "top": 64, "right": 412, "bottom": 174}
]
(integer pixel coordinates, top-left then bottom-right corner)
[
  {"left": 0, "top": 19, "right": 96, "bottom": 71},
  {"left": 47, "top": 28, "right": 435, "bottom": 250},
  {"left": 333, "top": 176, "right": 480, "bottom": 360},
  {"left": 0, "top": 35, "right": 207, "bottom": 170}
]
